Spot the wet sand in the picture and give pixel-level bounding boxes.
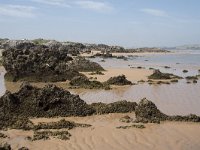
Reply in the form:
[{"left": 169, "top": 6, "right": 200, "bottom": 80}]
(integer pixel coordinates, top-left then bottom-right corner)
[
  {"left": 1, "top": 113, "right": 200, "bottom": 150},
  {"left": 81, "top": 68, "right": 153, "bottom": 82}
]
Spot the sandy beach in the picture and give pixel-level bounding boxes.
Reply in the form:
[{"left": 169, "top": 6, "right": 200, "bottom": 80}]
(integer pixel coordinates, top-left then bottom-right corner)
[
  {"left": 1, "top": 51, "right": 200, "bottom": 150},
  {"left": 1, "top": 113, "right": 200, "bottom": 150},
  {"left": 81, "top": 68, "right": 153, "bottom": 82}
]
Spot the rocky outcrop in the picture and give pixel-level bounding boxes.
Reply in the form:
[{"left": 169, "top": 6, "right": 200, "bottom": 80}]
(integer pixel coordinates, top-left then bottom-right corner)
[
  {"left": 0, "top": 83, "right": 95, "bottom": 120},
  {"left": 148, "top": 70, "right": 182, "bottom": 80},
  {"left": 91, "top": 101, "right": 137, "bottom": 114},
  {"left": 105, "top": 75, "right": 132, "bottom": 85},
  {"left": 135, "top": 98, "right": 200, "bottom": 123},
  {"left": 67, "top": 57, "right": 104, "bottom": 72},
  {"left": 2, "top": 40, "right": 104, "bottom": 82},
  {"left": 135, "top": 98, "right": 168, "bottom": 123},
  {"left": 69, "top": 76, "right": 108, "bottom": 89}
]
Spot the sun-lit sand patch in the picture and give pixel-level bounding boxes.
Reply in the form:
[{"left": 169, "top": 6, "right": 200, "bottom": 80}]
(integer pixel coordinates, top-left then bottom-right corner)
[
  {"left": 81, "top": 68, "right": 153, "bottom": 82},
  {"left": 1, "top": 113, "right": 200, "bottom": 150}
]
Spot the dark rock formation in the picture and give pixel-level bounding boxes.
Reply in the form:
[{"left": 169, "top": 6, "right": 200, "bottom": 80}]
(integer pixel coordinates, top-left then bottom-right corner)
[
  {"left": 135, "top": 98, "right": 200, "bottom": 123},
  {"left": 32, "top": 130, "right": 71, "bottom": 141},
  {"left": 185, "top": 76, "right": 198, "bottom": 80},
  {"left": 18, "top": 147, "right": 29, "bottom": 150},
  {"left": 116, "top": 124, "right": 145, "bottom": 129},
  {"left": 148, "top": 70, "right": 182, "bottom": 80},
  {"left": 183, "top": 70, "right": 188, "bottom": 73},
  {"left": 91, "top": 101, "right": 137, "bottom": 114},
  {"left": 0, "top": 132, "right": 7, "bottom": 139},
  {"left": 69, "top": 76, "right": 109, "bottom": 89},
  {"left": 0, "top": 143, "right": 11, "bottom": 150},
  {"left": 34, "top": 119, "right": 91, "bottom": 130},
  {"left": 0, "top": 83, "right": 95, "bottom": 120},
  {"left": 67, "top": 57, "right": 104, "bottom": 72},
  {"left": 2, "top": 40, "right": 103, "bottom": 82},
  {"left": 135, "top": 98, "right": 168, "bottom": 123},
  {"left": 105, "top": 75, "right": 132, "bottom": 85}
]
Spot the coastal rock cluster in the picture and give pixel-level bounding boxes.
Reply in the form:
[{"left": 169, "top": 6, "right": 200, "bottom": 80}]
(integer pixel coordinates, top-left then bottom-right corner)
[
  {"left": 148, "top": 69, "right": 183, "bottom": 80},
  {"left": 91, "top": 101, "right": 137, "bottom": 114},
  {"left": 2, "top": 40, "right": 103, "bottom": 82},
  {"left": 0, "top": 83, "right": 95, "bottom": 120},
  {"left": 69, "top": 75, "right": 132, "bottom": 89},
  {"left": 0, "top": 83, "right": 137, "bottom": 130},
  {"left": 106, "top": 75, "right": 132, "bottom": 85},
  {"left": 135, "top": 98, "right": 200, "bottom": 123}
]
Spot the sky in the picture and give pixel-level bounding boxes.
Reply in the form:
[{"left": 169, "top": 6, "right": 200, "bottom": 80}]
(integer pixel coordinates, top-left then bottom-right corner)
[{"left": 0, "top": 0, "right": 200, "bottom": 47}]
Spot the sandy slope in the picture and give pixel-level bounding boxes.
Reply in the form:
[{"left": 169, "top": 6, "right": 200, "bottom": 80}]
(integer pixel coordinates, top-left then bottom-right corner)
[
  {"left": 81, "top": 68, "right": 153, "bottom": 82},
  {"left": 1, "top": 113, "right": 200, "bottom": 150}
]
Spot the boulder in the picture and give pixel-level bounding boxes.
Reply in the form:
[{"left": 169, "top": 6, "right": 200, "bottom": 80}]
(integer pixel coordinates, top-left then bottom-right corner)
[
  {"left": 135, "top": 98, "right": 168, "bottom": 123},
  {"left": 105, "top": 75, "right": 132, "bottom": 85},
  {"left": 148, "top": 70, "right": 182, "bottom": 80}
]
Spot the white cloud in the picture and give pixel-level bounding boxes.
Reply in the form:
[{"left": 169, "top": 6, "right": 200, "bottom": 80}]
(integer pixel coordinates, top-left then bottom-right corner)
[
  {"left": 0, "top": 5, "right": 36, "bottom": 18},
  {"left": 75, "top": 1, "right": 113, "bottom": 12},
  {"left": 31, "top": 0, "right": 71, "bottom": 7},
  {"left": 140, "top": 8, "right": 168, "bottom": 17}
]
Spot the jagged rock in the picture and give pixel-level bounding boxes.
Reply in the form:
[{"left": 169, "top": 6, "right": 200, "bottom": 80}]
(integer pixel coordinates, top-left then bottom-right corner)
[
  {"left": 69, "top": 76, "right": 108, "bottom": 89},
  {"left": 148, "top": 70, "right": 182, "bottom": 80},
  {"left": 91, "top": 101, "right": 137, "bottom": 114},
  {"left": 67, "top": 57, "right": 104, "bottom": 72},
  {"left": 135, "top": 98, "right": 200, "bottom": 123},
  {"left": 2, "top": 40, "right": 103, "bottom": 82},
  {"left": 135, "top": 98, "right": 168, "bottom": 123},
  {"left": 0, "top": 84, "right": 95, "bottom": 126},
  {"left": 105, "top": 75, "right": 132, "bottom": 85}
]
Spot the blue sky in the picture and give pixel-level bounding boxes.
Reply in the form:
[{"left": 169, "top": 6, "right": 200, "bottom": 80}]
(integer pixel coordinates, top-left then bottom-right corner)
[{"left": 0, "top": 0, "right": 200, "bottom": 47}]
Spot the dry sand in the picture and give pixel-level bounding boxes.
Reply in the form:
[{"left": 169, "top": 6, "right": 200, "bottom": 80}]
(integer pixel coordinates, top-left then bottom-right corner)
[
  {"left": 1, "top": 113, "right": 200, "bottom": 150},
  {"left": 81, "top": 68, "right": 153, "bottom": 82}
]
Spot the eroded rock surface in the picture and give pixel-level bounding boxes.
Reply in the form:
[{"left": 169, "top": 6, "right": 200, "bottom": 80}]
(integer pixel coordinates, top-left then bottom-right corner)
[{"left": 2, "top": 40, "right": 103, "bottom": 82}]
